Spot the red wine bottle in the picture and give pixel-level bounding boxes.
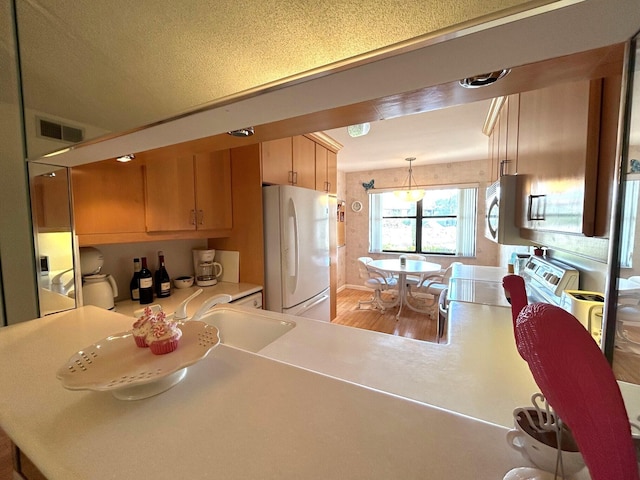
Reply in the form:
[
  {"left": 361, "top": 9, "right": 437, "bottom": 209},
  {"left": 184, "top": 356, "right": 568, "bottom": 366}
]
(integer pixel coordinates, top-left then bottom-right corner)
[
  {"left": 138, "top": 257, "right": 154, "bottom": 304},
  {"left": 129, "top": 258, "right": 141, "bottom": 301},
  {"left": 154, "top": 251, "right": 171, "bottom": 298}
]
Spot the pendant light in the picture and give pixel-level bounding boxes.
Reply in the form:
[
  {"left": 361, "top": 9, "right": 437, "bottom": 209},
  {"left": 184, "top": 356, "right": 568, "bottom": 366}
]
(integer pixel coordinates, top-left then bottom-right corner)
[{"left": 394, "top": 157, "right": 425, "bottom": 202}]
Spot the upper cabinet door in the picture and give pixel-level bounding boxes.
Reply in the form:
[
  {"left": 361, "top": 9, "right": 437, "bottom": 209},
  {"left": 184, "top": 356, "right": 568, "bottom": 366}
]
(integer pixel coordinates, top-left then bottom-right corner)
[
  {"left": 517, "top": 78, "right": 602, "bottom": 235},
  {"left": 261, "top": 138, "right": 293, "bottom": 185},
  {"left": 315, "top": 143, "right": 328, "bottom": 192},
  {"left": 194, "top": 150, "right": 233, "bottom": 230},
  {"left": 292, "top": 135, "right": 316, "bottom": 189},
  {"left": 145, "top": 153, "right": 197, "bottom": 232},
  {"left": 327, "top": 149, "right": 337, "bottom": 195},
  {"left": 72, "top": 160, "right": 147, "bottom": 235}
]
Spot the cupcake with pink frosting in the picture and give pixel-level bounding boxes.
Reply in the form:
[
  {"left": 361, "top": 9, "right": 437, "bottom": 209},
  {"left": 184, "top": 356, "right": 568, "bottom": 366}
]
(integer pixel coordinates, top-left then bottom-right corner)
[
  {"left": 132, "top": 307, "right": 154, "bottom": 348},
  {"left": 146, "top": 311, "right": 182, "bottom": 355}
]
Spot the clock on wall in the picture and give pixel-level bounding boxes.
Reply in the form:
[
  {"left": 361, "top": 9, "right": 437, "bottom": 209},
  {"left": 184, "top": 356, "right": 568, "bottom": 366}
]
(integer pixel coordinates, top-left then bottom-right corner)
[{"left": 351, "top": 201, "right": 362, "bottom": 212}]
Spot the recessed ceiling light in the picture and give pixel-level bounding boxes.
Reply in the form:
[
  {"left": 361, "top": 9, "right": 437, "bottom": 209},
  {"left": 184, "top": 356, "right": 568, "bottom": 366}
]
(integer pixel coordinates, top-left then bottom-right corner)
[
  {"left": 116, "top": 154, "right": 135, "bottom": 162},
  {"left": 347, "top": 123, "right": 370, "bottom": 137},
  {"left": 459, "top": 69, "right": 511, "bottom": 88},
  {"left": 227, "top": 127, "right": 254, "bottom": 137}
]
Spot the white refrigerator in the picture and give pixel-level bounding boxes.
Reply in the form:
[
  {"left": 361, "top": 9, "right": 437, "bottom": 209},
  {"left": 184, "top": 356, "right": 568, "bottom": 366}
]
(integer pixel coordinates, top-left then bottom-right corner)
[{"left": 263, "top": 185, "right": 330, "bottom": 322}]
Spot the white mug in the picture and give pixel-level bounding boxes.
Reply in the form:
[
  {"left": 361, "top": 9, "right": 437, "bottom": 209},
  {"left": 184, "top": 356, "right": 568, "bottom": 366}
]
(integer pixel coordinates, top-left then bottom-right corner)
[{"left": 506, "top": 408, "right": 585, "bottom": 476}]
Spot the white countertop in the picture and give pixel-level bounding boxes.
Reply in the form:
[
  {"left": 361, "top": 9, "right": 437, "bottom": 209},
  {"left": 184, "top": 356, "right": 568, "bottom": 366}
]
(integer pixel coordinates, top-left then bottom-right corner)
[
  {"left": 448, "top": 278, "right": 511, "bottom": 308},
  {"left": 2, "top": 262, "right": 639, "bottom": 479},
  {"left": 0, "top": 306, "right": 528, "bottom": 480},
  {"left": 260, "top": 301, "right": 539, "bottom": 427},
  {"left": 114, "top": 281, "right": 262, "bottom": 317},
  {"left": 38, "top": 287, "right": 76, "bottom": 316},
  {"left": 451, "top": 264, "right": 509, "bottom": 282}
]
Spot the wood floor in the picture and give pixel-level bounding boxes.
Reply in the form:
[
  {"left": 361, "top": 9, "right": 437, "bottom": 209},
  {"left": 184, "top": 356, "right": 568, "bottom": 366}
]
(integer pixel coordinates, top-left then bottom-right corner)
[{"left": 332, "top": 287, "right": 442, "bottom": 343}]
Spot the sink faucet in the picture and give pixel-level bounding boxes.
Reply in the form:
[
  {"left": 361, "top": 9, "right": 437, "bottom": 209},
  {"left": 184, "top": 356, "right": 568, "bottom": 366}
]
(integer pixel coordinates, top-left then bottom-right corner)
[
  {"left": 173, "top": 289, "right": 203, "bottom": 320},
  {"left": 51, "top": 268, "right": 74, "bottom": 294},
  {"left": 189, "top": 293, "right": 232, "bottom": 322}
]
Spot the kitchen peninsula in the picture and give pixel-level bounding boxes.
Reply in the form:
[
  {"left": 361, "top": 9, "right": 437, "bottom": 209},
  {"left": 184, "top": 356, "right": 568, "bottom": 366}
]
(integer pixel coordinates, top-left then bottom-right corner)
[
  {"left": 2, "top": 292, "right": 639, "bottom": 479},
  {"left": 0, "top": 305, "right": 532, "bottom": 480}
]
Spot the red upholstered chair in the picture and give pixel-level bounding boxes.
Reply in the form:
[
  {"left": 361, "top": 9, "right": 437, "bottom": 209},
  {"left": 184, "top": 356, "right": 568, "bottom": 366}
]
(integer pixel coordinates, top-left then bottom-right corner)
[{"left": 509, "top": 292, "right": 638, "bottom": 479}]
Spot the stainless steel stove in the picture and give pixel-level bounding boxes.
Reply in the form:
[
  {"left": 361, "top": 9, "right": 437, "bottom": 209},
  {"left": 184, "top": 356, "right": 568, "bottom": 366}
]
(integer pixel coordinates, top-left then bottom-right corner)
[{"left": 521, "top": 256, "right": 580, "bottom": 306}]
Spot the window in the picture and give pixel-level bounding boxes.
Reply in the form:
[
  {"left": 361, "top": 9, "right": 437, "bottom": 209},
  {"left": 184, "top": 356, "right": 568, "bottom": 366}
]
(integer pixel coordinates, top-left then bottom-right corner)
[
  {"left": 369, "top": 187, "right": 477, "bottom": 256},
  {"left": 620, "top": 179, "right": 639, "bottom": 268}
]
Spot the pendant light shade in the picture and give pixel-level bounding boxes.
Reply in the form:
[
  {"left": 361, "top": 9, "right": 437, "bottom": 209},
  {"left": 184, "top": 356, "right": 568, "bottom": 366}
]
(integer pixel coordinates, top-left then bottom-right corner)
[{"left": 394, "top": 157, "right": 425, "bottom": 202}]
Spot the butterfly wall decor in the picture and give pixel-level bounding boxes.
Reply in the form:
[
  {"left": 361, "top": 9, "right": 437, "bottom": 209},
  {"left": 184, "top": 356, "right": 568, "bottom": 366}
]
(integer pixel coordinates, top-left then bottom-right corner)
[{"left": 362, "top": 179, "right": 374, "bottom": 192}]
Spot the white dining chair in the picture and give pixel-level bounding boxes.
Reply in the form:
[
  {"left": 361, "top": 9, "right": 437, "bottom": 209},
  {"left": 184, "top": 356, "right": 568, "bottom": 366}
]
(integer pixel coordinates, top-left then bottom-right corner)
[
  {"left": 357, "top": 256, "right": 398, "bottom": 311},
  {"left": 403, "top": 253, "right": 428, "bottom": 287},
  {"left": 412, "top": 262, "right": 462, "bottom": 318}
]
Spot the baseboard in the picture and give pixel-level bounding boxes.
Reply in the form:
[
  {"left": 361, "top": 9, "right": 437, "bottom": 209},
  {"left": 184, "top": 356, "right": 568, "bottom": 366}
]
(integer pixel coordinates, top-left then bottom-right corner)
[{"left": 344, "top": 284, "right": 370, "bottom": 292}]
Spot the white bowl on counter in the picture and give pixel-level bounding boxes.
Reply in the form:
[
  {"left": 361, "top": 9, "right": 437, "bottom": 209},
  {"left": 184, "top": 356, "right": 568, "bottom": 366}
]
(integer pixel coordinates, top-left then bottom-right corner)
[{"left": 173, "top": 276, "right": 194, "bottom": 289}]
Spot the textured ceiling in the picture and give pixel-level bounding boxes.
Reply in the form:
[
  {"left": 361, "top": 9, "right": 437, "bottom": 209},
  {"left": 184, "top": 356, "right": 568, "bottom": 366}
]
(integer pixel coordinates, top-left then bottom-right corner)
[
  {"left": 14, "top": 0, "right": 538, "bottom": 134},
  {"left": 7, "top": 0, "right": 639, "bottom": 168}
]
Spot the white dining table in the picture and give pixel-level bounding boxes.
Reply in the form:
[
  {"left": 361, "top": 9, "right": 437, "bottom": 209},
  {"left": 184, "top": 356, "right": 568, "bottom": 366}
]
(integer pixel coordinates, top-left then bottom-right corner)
[{"left": 368, "top": 259, "right": 441, "bottom": 318}]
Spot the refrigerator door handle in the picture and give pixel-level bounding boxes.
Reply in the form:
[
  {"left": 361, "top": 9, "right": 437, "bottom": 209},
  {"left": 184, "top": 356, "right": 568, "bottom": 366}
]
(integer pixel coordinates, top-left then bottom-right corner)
[
  {"left": 285, "top": 198, "right": 299, "bottom": 293},
  {"left": 298, "top": 294, "right": 328, "bottom": 316}
]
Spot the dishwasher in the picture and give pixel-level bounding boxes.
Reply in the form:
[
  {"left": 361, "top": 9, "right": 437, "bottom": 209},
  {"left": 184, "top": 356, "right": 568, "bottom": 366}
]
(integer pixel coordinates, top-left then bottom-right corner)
[{"left": 231, "top": 292, "right": 263, "bottom": 309}]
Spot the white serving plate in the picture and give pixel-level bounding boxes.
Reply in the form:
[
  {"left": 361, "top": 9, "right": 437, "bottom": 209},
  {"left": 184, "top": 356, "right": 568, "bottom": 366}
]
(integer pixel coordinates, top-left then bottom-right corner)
[{"left": 57, "top": 321, "right": 219, "bottom": 400}]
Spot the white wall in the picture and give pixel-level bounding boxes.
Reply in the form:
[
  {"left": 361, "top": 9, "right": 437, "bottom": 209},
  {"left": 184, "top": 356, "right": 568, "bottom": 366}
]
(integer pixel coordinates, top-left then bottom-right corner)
[
  {"left": 90, "top": 239, "right": 208, "bottom": 302},
  {"left": 343, "top": 158, "right": 500, "bottom": 287}
]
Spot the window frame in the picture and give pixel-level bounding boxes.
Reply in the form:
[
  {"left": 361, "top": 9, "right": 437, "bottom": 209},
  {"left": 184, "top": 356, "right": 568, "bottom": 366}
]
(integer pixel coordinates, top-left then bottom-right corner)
[{"left": 369, "top": 185, "right": 477, "bottom": 257}]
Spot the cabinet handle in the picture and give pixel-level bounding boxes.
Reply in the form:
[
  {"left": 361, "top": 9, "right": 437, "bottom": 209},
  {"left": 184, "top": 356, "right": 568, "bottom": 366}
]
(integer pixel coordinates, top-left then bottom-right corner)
[
  {"left": 198, "top": 209, "right": 204, "bottom": 225},
  {"left": 190, "top": 209, "right": 196, "bottom": 225},
  {"left": 292, "top": 171, "right": 298, "bottom": 185},
  {"left": 288, "top": 171, "right": 294, "bottom": 184},
  {"left": 325, "top": 181, "right": 330, "bottom": 192}
]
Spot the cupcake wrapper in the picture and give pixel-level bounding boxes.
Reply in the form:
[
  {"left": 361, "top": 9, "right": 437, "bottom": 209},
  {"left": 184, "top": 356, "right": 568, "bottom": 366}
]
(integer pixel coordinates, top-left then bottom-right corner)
[
  {"left": 149, "top": 337, "right": 179, "bottom": 355},
  {"left": 134, "top": 335, "right": 148, "bottom": 348}
]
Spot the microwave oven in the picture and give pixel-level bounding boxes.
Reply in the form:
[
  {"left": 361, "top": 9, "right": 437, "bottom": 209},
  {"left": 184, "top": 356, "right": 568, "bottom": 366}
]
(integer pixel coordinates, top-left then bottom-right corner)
[{"left": 485, "top": 175, "right": 526, "bottom": 245}]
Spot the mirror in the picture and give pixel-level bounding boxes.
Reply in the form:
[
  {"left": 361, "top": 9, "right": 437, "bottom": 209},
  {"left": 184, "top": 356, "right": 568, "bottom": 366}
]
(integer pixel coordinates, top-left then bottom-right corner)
[
  {"left": 29, "top": 163, "right": 77, "bottom": 316},
  {"left": 610, "top": 35, "right": 640, "bottom": 384}
]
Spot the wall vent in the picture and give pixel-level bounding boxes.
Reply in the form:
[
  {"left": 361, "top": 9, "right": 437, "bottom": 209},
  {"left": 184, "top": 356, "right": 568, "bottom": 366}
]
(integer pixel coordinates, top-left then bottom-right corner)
[{"left": 37, "top": 117, "right": 84, "bottom": 143}]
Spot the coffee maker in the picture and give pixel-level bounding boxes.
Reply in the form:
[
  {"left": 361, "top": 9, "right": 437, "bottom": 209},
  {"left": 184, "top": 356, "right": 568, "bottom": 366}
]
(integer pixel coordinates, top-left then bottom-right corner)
[{"left": 192, "top": 249, "right": 223, "bottom": 287}]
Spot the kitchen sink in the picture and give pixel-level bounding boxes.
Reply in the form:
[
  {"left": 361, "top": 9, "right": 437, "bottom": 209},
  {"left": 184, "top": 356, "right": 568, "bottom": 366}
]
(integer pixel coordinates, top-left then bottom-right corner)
[{"left": 194, "top": 305, "right": 296, "bottom": 352}]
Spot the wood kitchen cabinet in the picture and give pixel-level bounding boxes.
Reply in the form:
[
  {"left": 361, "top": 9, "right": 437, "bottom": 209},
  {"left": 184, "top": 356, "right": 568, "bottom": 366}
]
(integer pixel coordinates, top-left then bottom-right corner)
[
  {"left": 144, "top": 149, "right": 232, "bottom": 232},
  {"left": 72, "top": 160, "right": 147, "bottom": 236},
  {"left": 261, "top": 136, "right": 315, "bottom": 189},
  {"left": 261, "top": 137, "right": 293, "bottom": 185},
  {"left": 292, "top": 135, "right": 317, "bottom": 189},
  {"left": 31, "top": 167, "right": 72, "bottom": 232},
  {"left": 315, "top": 143, "right": 337, "bottom": 195},
  {"left": 516, "top": 79, "right": 602, "bottom": 236}
]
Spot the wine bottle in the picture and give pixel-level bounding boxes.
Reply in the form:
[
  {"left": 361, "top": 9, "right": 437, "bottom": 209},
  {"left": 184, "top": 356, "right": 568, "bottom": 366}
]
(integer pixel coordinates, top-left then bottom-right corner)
[
  {"left": 154, "top": 251, "right": 171, "bottom": 298},
  {"left": 138, "top": 257, "right": 154, "bottom": 304},
  {"left": 129, "top": 257, "right": 141, "bottom": 301}
]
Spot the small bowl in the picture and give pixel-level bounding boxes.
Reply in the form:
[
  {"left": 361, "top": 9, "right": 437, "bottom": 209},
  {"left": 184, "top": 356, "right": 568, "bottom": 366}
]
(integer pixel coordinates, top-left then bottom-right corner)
[{"left": 173, "top": 276, "right": 194, "bottom": 289}]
